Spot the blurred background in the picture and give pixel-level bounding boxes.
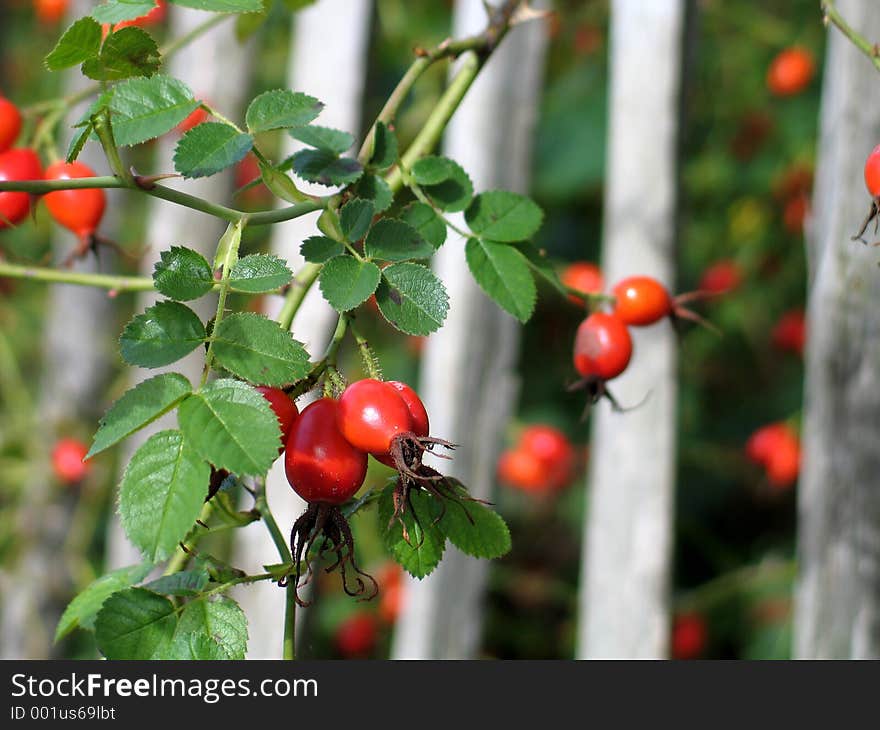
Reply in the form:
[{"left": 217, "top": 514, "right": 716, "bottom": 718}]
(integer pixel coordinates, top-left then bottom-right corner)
[{"left": 1, "top": 0, "right": 872, "bottom": 660}]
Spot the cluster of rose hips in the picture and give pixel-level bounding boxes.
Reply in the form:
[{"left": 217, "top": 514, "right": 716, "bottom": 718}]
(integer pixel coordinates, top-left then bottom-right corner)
[
  {"left": 497, "top": 424, "right": 579, "bottom": 495},
  {"left": 256, "top": 378, "right": 455, "bottom": 607},
  {"left": 0, "top": 95, "right": 106, "bottom": 259},
  {"left": 745, "top": 421, "right": 801, "bottom": 489}
]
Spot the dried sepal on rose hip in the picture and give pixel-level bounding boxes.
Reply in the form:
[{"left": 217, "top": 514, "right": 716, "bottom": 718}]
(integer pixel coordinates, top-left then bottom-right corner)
[{"left": 283, "top": 397, "right": 377, "bottom": 607}]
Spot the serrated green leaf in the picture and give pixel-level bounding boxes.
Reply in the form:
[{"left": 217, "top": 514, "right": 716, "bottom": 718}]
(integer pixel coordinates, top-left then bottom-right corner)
[
  {"left": 168, "top": 596, "right": 247, "bottom": 660},
  {"left": 319, "top": 256, "right": 381, "bottom": 312},
  {"left": 400, "top": 201, "right": 447, "bottom": 250},
  {"left": 291, "top": 149, "right": 362, "bottom": 187},
  {"left": 235, "top": 8, "right": 268, "bottom": 40},
  {"left": 464, "top": 190, "right": 544, "bottom": 242},
  {"left": 257, "top": 162, "right": 307, "bottom": 203},
  {"left": 300, "top": 236, "right": 344, "bottom": 263},
  {"left": 152, "top": 246, "right": 214, "bottom": 301},
  {"left": 411, "top": 156, "right": 473, "bottom": 212},
  {"left": 168, "top": 0, "right": 264, "bottom": 10},
  {"left": 45, "top": 17, "right": 102, "bottom": 71},
  {"left": 92, "top": 0, "right": 158, "bottom": 24},
  {"left": 81, "top": 27, "right": 160, "bottom": 81},
  {"left": 88, "top": 373, "right": 192, "bottom": 458},
  {"left": 143, "top": 570, "right": 209, "bottom": 597},
  {"left": 177, "top": 379, "right": 281, "bottom": 475},
  {"left": 174, "top": 122, "right": 254, "bottom": 179},
  {"left": 437, "top": 479, "right": 511, "bottom": 559},
  {"left": 375, "top": 262, "right": 448, "bottom": 336},
  {"left": 364, "top": 218, "right": 433, "bottom": 262},
  {"left": 353, "top": 173, "right": 393, "bottom": 212},
  {"left": 120, "top": 301, "right": 206, "bottom": 368},
  {"left": 290, "top": 125, "right": 354, "bottom": 154},
  {"left": 510, "top": 241, "right": 567, "bottom": 297},
  {"left": 378, "top": 484, "right": 445, "bottom": 579},
  {"left": 245, "top": 89, "right": 322, "bottom": 134},
  {"left": 212, "top": 313, "right": 310, "bottom": 385},
  {"left": 465, "top": 238, "right": 536, "bottom": 322},
  {"left": 95, "top": 588, "right": 176, "bottom": 660},
  {"left": 109, "top": 75, "right": 199, "bottom": 146},
  {"left": 55, "top": 564, "right": 153, "bottom": 641},
  {"left": 119, "top": 430, "right": 210, "bottom": 562},
  {"left": 369, "top": 121, "right": 398, "bottom": 170},
  {"left": 339, "top": 198, "right": 374, "bottom": 242},
  {"left": 228, "top": 254, "right": 292, "bottom": 293}
]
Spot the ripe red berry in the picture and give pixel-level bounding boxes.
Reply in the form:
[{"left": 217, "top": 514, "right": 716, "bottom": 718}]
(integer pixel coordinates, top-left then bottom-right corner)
[
  {"left": 335, "top": 612, "right": 378, "bottom": 658},
  {"left": 103, "top": 0, "right": 166, "bottom": 35},
  {"left": 337, "top": 378, "right": 414, "bottom": 455},
  {"left": 865, "top": 144, "right": 880, "bottom": 198},
  {"left": 255, "top": 386, "right": 299, "bottom": 450},
  {"left": 43, "top": 161, "right": 105, "bottom": 238},
  {"left": 519, "top": 424, "right": 575, "bottom": 490},
  {"left": 573, "top": 312, "right": 633, "bottom": 381},
  {"left": 671, "top": 612, "right": 707, "bottom": 660},
  {"left": 51, "top": 438, "right": 89, "bottom": 484},
  {"left": 34, "top": 0, "right": 69, "bottom": 24},
  {"left": 745, "top": 421, "right": 800, "bottom": 488},
  {"left": 745, "top": 422, "right": 789, "bottom": 465},
  {"left": 497, "top": 448, "right": 546, "bottom": 492},
  {"left": 285, "top": 398, "right": 367, "bottom": 505},
  {"left": 771, "top": 309, "right": 806, "bottom": 356},
  {"left": 698, "top": 260, "right": 742, "bottom": 295},
  {"left": 0, "top": 148, "right": 43, "bottom": 229},
  {"left": 0, "top": 97, "right": 22, "bottom": 153},
  {"left": 612, "top": 276, "right": 673, "bottom": 326},
  {"left": 177, "top": 106, "right": 209, "bottom": 135},
  {"left": 386, "top": 381, "right": 429, "bottom": 438},
  {"left": 561, "top": 261, "right": 604, "bottom": 305},
  {"left": 766, "top": 47, "right": 815, "bottom": 97}
]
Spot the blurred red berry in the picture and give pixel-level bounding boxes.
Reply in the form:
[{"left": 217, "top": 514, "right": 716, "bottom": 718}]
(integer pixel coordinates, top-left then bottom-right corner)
[
  {"left": 671, "top": 612, "right": 707, "bottom": 659},
  {"left": 771, "top": 309, "right": 806, "bottom": 356},
  {"left": 783, "top": 195, "right": 809, "bottom": 235},
  {"left": 51, "top": 438, "right": 90, "bottom": 484},
  {"left": 746, "top": 422, "right": 800, "bottom": 489},
  {"left": 519, "top": 425, "right": 576, "bottom": 490},
  {"left": 561, "top": 261, "right": 604, "bottom": 305},
  {"left": 766, "top": 47, "right": 815, "bottom": 97},
  {"left": 335, "top": 613, "right": 377, "bottom": 658},
  {"left": 497, "top": 449, "right": 546, "bottom": 492},
  {"left": 698, "top": 259, "right": 742, "bottom": 295},
  {"left": 34, "top": 0, "right": 68, "bottom": 24},
  {"left": 177, "top": 105, "right": 209, "bottom": 135},
  {"left": 865, "top": 144, "right": 880, "bottom": 198}
]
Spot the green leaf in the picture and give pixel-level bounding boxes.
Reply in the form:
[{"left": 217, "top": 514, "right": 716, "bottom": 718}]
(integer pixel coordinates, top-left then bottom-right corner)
[
  {"left": 45, "top": 17, "right": 102, "bottom": 71},
  {"left": 212, "top": 313, "right": 311, "bottom": 386},
  {"left": 167, "top": 0, "right": 264, "bottom": 10},
  {"left": 177, "top": 379, "right": 281, "bottom": 475},
  {"left": 510, "top": 241, "right": 567, "bottom": 297},
  {"left": 257, "top": 163, "right": 307, "bottom": 203},
  {"left": 66, "top": 91, "right": 111, "bottom": 162},
  {"left": 369, "top": 121, "right": 398, "bottom": 170},
  {"left": 109, "top": 75, "right": 199, "bottom": 146},
  {"left": 95, "top": 588, "right": 176, "bottom": 660},
  {"left": 400, "top": 202, "right": 446, "bottom": 250},
  {"left": 464, "top": 238, "right": 536, "bottom": 323},
  {"left": 168, "top": 596, "right": 247, "bottom": 660},
  {"left": 55, "top": 564, "right": 152, "bottom": 641},
  {"left": 339, "top": 198, "right": 374, "bottom": 242},
  {"left": 143, "top": 570, "right": 209, "bottom": 597},
  {"left": 92, "top": 0, "right": 158, "bottom": 24},
  {"left": 375, "top": 262, "right": 448, "bottom": 336},
  {"left": 411, "top": 156, "right": 473, "bottom": 212},
  {"left": 291, "top": 125, "right": 354, "bottom": 154},
  {"left": 119, "top": 430, "right": 210, "bottom": 562},
  {"left": 81, "top": 27, "right": 160, "bottom": 81},
  {"left": 152, "top": 245, "right": 214, "bottom": 301},
  {"left": 67, "top": 123, "right": 93, "bottom": 163},
  {"left": 245, "top": 89, "right": 322, "bottom": 134},
  {"left": 364, "top": 218, "right": 434, "bottom": 262},
  {"left": 228, "top": 254, "right": 292, "bottom": 293},
  {"left": 235, "top": 8, "right": 268, "bottom": 41},
  {"left": 300, "top": 235, "right": 344, "bottom": 263},
  {"left": 464, "top": 190, "right": 544, "bottom": 242},
  {"left": 353, "top": 173, "right": 393, "bottom": 212},
  {"left": 378, "top": 484, "right": 445, "bottom": 579},
  {"left": 291, "top": 149, "right": 362, "bottom": 187},
  {"left": 319, "top": 256, "right": 381, "bottom": 312},
  {"left": 174, "top": 122, "right": 254, "bottom": 179},
  {"left": 88, "top": 373, "right": 192, "bottom": 458},
  {"left": 120, "top": 301, "right": 206, "bottom": 368},
  {"left": 437, "top": 479, "right": 511, "bottom": 559}
]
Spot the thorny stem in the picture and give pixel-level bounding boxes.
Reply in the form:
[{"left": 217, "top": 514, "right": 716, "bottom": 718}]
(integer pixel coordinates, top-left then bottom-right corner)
[{"left": 821, "top": 1, "right": 880, "bottom": 71}]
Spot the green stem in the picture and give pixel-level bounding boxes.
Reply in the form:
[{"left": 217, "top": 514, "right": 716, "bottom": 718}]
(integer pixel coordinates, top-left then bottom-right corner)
[
  {"left": 0, "top": 260, "right": 156, "bottom": 291},
  {"left": 822, "top": 1, "right": 880, "bottom": 71},
  {"left": 202, "top": 220, "right": 244, "bottom": 385},
  {"left": 163, "top": 502, "right": 215, "bottom": 575},
  {"left": 277, "top": 262, "right": 321, "bottom": 331},
  {"left": 255, "top": 489, "right": 296, "bottom": 660}
]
